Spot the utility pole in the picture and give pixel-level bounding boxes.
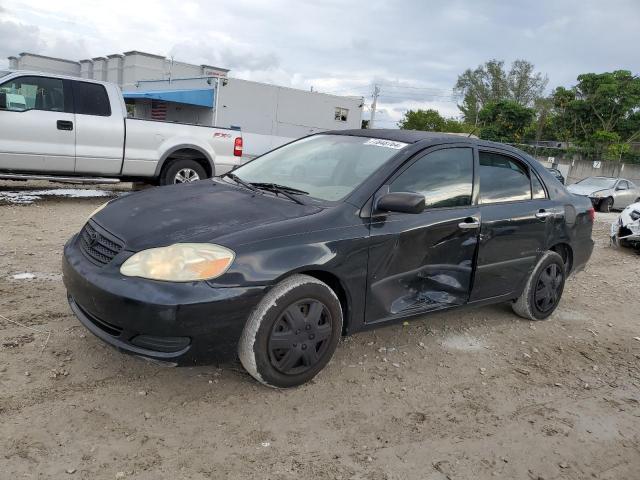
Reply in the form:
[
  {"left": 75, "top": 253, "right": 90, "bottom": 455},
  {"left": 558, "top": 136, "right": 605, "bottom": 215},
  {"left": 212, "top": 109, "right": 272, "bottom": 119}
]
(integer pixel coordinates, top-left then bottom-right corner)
[{"left": 369, "top": 84, "right": 380, "bottom": 129}]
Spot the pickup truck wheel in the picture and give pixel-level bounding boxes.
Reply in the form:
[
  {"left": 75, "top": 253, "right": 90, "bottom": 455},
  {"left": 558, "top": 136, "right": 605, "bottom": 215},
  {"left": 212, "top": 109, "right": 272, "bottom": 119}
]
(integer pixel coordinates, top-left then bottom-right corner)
[
  {"left": 160, "top": 159, "right": 207, "bottom": 186},
  {"left": 512, "top": 251, "right": 565, "bottom": 321},
  {"left": 238, "top": 274, "right": 343, "bottom": 388}
]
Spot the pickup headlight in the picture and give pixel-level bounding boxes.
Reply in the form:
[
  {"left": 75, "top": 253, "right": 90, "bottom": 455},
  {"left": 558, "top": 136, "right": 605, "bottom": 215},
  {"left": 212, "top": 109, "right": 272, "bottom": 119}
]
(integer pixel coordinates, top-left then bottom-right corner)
[{"left": 120, "top": 243, "right": 235, "bottom": 282}]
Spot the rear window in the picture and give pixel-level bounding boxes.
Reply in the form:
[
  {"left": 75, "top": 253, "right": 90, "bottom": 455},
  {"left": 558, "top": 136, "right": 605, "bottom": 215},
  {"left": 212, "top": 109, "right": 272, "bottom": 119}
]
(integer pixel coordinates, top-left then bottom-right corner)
[
  {"left": 73, "top": 81, "right": 111, "bottom": 116},
  {"left": 479, "top": 151, "right": 532, "bottom": 204}
]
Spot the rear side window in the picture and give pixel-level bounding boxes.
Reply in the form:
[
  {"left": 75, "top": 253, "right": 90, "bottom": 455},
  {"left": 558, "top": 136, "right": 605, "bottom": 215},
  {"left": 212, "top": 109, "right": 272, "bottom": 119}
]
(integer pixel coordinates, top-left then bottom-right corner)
[
  {"left": 390, "top": 147, "right": 474, "bottom": 209},
  {"left": 73, "top": 81, "right": 111, "bottom": 116},
  {"left": 479, "top": 152, "right": 531, "bottom": 204},
  {"left": 531, "top": 172, "right": 547, "bottom": 199}
]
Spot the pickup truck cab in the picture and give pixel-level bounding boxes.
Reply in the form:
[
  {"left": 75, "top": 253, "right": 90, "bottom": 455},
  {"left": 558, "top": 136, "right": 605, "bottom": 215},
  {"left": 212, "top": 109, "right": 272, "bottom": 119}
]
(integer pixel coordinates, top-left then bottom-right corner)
[{"left": 0, "top": 70, "right": 243, "bottom": 185}]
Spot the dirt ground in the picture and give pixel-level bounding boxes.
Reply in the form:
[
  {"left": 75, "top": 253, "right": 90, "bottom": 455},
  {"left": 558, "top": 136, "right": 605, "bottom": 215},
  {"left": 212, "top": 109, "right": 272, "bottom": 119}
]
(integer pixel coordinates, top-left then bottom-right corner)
[{"left": 1, "top": 181, "right": 639, "bottom": 480}]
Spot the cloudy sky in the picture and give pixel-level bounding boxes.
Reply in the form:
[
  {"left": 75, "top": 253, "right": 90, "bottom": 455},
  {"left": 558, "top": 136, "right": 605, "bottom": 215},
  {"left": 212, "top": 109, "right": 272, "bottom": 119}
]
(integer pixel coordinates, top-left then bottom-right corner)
[{"left": 1, "top": 0, "right": 639, "bottom": 125}]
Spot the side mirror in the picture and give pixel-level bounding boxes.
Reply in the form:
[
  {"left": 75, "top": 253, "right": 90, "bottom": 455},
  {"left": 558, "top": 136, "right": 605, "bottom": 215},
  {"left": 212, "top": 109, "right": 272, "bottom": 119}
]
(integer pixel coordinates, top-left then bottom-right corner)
[
  {"left": 0, "top": 92, "right": 6, "bottom": 110},
  {"left": 376, "top": 192, "right": 425, "bottom": 214}
]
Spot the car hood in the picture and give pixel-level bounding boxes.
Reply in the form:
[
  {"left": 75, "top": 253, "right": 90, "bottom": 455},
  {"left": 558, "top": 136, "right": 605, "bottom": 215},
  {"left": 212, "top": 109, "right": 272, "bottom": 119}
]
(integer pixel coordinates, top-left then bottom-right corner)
[
  {"left": 92, "top": 180, "right": 322, "bottom": 251},
  {"left": 566, "top": 184, "right": 609, "bottom": 196}
]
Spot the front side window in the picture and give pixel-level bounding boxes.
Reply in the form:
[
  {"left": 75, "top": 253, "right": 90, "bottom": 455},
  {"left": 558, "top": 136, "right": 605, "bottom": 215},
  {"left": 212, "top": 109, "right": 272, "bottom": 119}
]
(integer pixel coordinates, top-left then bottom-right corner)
[
  {"left": 0, "top": 76, "right": 64, "bottom": 112},
  {"left": 617, "top": 180, "right": 629, "bottom": 190},
  {"left": 233, "top": 135, "right": 406, "bottom": 201},
  {"left": 479, "top": 151, "right": 531, "bottom": 204},
  {"left": 390, "top": 147, "right": 474, "bottom": 209},
  {"left": 73, "top": 81, "right": 111, "bottom": 116}
]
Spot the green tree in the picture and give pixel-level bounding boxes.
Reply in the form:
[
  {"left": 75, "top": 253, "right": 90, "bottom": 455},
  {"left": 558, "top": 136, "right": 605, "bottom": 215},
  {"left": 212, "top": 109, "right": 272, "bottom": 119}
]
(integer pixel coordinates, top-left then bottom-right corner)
[
  {"left": 398, "top": 109, "right": 473, "bottom": 133},
  {"left": 455, "top": 59, "right": 548, "bottom": 124},
  {"left": 478, "top": 100, "right": 535, "bottom": 143},
  {"left": 550, "top": 71, "right": 640, "bottom": 160}
]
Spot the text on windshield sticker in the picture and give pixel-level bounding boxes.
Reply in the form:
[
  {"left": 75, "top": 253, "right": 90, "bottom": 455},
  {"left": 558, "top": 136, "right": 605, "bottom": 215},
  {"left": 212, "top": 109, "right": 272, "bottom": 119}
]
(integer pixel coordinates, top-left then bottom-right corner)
[{"left": 363, "top": 138, "right": 408, "bottom": 150}]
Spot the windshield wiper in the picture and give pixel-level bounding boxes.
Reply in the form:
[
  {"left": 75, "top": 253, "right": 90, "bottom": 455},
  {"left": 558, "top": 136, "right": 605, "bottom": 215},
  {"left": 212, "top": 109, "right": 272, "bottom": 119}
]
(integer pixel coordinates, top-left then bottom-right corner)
[
  {"left": 221, "top": 172, "right": 262, "bottom": 195},
  {"left": 250, "top": 183, "right": 308, "bottom": 205}
]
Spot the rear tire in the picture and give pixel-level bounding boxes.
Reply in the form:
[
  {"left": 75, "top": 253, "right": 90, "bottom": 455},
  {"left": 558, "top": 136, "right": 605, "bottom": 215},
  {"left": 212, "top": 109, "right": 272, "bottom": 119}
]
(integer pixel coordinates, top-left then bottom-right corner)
[
  {"left": 160, "top": 159, "right": 207, "bottom": 186},
  {"left": 598, "top": 197, "right": 613, "bottom": 213},
  {"left": 512, "top": 251, "right": 565, "bottom": 321},
  {"left": 238, "top": 274, "right": 343, "bottom": 388}
]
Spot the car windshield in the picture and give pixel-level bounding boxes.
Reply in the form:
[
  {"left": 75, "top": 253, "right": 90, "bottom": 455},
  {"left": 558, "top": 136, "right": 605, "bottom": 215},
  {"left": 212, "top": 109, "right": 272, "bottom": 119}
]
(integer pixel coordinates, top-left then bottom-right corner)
[
  {"left": 576, "top": 177, "right": 616, "bottom": 188},
  {"left": 231, "top": 134, "right": 407, "bottom": 201}
]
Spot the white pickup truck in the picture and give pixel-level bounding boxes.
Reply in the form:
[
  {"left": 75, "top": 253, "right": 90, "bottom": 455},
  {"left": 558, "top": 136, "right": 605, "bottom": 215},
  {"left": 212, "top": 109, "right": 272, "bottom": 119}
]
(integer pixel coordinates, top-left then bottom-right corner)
[{"left": 0, "top": 70, "right": 243, "bottom": 185}]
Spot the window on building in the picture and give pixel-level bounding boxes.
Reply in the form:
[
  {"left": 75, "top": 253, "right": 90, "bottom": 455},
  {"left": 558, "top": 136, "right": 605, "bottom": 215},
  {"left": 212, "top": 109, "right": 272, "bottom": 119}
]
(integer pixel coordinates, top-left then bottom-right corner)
[
  {"left": 479, "top": 151, "right": 532, "bottom": 204},
  {"left": 335, "top": 107, "right": 349, "bottom": 122},
  {"left": 73, "top": 81, "right": 111, "bottom": 116},
  {"left": 390, "top": 147, "right": 474, "bottom": 209},
  {"left": 0, "top": 75, "right": 65, "bottom": 112}
]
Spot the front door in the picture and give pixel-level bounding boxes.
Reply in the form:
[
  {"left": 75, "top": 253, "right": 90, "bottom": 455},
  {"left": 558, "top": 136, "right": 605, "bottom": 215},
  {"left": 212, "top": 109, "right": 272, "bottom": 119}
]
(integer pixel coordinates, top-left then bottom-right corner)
[
  {"left": 469, "top": 149, "right": 551, "bottom": 302},
  {"left": 365, "top": 146, "right": 480, "bottom": 323},
  {"left": 0, "top": 75, "right": 75, "bottom": 172}
]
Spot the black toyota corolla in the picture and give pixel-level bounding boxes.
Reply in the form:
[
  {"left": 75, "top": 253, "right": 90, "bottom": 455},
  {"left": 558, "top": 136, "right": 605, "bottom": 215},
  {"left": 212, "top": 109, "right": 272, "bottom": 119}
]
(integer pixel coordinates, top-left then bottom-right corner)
[{"left": 63, "top": 130, "right": 595, "bottom": 388}]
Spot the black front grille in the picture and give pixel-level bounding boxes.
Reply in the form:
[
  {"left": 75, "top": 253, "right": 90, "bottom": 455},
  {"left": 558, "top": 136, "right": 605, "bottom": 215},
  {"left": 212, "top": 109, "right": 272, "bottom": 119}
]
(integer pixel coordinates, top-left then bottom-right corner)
[{"left": 79, "top": 221, "right": 124, "bottom": 266}]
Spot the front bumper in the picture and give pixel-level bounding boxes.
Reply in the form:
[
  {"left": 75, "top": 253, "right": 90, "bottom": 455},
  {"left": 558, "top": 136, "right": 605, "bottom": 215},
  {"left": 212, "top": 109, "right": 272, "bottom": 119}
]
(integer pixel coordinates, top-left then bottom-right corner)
[{"left": 63, "top": 234, "right": 267, "bottom": 364}]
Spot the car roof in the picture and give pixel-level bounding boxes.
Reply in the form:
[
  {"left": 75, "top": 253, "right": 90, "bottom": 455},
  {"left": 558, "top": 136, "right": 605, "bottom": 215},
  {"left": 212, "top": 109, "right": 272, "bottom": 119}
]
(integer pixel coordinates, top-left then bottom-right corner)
[{"left": 326, "top": 129, "right": 477, "bottom": 145}]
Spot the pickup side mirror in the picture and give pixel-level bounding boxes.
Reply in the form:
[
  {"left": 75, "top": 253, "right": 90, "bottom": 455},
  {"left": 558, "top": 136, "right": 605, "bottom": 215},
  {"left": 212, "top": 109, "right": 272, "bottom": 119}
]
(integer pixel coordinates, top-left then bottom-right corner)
[
  {"left": 376, "top": 192, "right": 425, "bottom": 214},
  {"left": 0, "top": 92, "right": 6, "bottom": 110}
]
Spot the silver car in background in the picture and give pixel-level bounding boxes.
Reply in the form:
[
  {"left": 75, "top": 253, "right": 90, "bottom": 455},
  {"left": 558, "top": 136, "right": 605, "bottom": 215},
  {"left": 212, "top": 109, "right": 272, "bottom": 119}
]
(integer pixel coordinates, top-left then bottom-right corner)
[{"left": 567, "top": 176, "right": 640, "bottom": 212}]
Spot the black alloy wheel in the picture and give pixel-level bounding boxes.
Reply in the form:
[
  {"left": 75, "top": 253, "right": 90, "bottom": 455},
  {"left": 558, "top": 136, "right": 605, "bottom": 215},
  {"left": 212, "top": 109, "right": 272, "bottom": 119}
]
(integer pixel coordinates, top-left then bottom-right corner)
[
  {"left": 533, "top": 263, "right": 564, "bottom": 314},
  {"left": 268, "top": 298, "right": 333, "bottom": 375}
]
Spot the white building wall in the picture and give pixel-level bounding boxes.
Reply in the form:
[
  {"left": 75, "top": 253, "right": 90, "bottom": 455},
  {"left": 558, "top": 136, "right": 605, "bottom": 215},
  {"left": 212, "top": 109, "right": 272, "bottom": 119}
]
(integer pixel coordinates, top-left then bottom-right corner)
[
  {"left": 216, "top": 78, "right": 363, "bottom": 156},
  {"left": 79, "top": 60, "right": 93, "bottom": 79},
  {"left": 106, "top": 55, "right": 124, "bottom": 86},
  {"left": 92, "top": 58, "right": 107, "bottom": 81},
  {"left": 11, "top": 53, "right": 80, "bottom": 76}
]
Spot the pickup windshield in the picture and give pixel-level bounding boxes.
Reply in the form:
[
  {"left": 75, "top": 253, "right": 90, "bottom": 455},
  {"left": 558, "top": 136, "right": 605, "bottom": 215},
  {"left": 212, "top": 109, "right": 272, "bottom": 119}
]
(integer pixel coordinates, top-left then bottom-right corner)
[
  {"left": 576, "top": 177, "right": 617, "bottom": 189},
  {"left": 231, "top": 134, "right": 407, "bottom": 201}
]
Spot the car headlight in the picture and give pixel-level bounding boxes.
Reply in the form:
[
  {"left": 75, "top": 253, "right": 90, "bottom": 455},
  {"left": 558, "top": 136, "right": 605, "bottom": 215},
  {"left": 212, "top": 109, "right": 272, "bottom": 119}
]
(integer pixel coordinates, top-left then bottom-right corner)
[
  {"left": 591, "top": 191, "right": 605, "bottom": 198},
  {"left": 120, "top": 243, "right": 235, "bottom": 282},
  {"left": 88, "top": 201, "right": 109, "bottom": 220}
]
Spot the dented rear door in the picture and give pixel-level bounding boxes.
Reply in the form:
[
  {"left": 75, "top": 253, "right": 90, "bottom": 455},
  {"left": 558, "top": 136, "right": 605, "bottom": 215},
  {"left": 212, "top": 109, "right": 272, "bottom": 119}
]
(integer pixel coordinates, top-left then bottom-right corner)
[{"left": 364, "top": 145, "right": 480, "bottom": 323}]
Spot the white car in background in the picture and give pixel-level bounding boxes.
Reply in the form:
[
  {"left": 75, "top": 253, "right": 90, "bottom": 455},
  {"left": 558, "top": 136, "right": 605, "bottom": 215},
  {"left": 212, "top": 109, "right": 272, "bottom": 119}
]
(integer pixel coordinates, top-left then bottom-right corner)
[
  {"left": 611, "top": 201, "right": 640, "bottom": 251},
  {"left": 567, "top": 176, "right": 640, "bottom": 212}
]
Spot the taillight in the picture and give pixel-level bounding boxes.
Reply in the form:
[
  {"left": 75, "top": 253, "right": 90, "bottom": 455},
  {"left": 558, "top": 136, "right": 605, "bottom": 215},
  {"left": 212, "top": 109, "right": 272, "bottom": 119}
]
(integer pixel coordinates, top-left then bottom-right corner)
[
  {"left": 234, "top": 137, "right": 243, "bottom": 157},
  {"left": 587, "top": 208, "right": 595, "bottom": 222}
]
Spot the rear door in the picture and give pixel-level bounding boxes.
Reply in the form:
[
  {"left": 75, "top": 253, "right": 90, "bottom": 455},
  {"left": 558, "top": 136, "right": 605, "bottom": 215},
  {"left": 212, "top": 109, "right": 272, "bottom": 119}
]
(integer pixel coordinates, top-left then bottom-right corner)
[
  {"left": 72, "top": 81, "right": 124, "bottom": 175},
  {"left": 614, "top": 180, "right": 633, "bottom": 208},
  {"left": 469, "top": 149, "right": 551, "bottom": 302},
  {"left": 0, "top": 75, "right": 75, "bottom": 172},
  {"left": 365, "top": 145, "right": 480, "bottom": 323}
]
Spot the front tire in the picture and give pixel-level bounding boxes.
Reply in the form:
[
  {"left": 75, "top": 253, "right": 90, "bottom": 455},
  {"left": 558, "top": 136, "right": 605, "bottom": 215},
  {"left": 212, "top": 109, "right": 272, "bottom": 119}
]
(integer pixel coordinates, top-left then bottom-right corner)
[
  {"left": 512, "top": 251, "right": 565, "bottom": 321},
  {"left": 238, "top": 274, "right": 343, "bottom": 388},
  {"left": 598, "top": 197, "right": 613, "bottom": 213}
]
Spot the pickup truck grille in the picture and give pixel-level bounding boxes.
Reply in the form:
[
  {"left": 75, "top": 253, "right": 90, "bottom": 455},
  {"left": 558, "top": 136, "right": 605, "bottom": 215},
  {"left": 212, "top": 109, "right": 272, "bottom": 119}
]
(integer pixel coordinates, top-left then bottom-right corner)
[{"left": 79, "top": 222, "right": 124, "bottom": 266}]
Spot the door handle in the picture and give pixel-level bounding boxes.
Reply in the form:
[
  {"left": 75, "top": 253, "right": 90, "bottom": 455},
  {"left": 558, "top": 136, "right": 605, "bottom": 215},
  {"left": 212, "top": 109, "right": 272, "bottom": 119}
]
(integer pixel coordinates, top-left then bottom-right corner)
[
  {"left": 535, "top": 210, "right": 553, "bottom": 219},
  {"left": 57, "top": 120, "right": 73, "bottom": 131},
  {"left": 458, "top": 217, "right": 480, "bottom": 230}
]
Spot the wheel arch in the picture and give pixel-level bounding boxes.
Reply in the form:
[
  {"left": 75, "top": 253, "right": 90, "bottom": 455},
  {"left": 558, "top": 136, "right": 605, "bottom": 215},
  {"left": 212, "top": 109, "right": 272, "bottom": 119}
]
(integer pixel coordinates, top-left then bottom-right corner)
[
  {"left": 155, "top": 145, "right": 215, "bottom": 179},
  {"left": 549, "top": 242, "right": 574, "bottom": 274}
]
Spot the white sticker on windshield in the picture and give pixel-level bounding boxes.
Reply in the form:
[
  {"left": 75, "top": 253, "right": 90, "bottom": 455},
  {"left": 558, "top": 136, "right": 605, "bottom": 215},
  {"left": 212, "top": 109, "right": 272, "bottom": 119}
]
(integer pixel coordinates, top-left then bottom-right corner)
[{"left": 363, "top": 138, "right": 408, "bottom": 150}]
